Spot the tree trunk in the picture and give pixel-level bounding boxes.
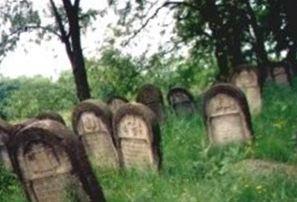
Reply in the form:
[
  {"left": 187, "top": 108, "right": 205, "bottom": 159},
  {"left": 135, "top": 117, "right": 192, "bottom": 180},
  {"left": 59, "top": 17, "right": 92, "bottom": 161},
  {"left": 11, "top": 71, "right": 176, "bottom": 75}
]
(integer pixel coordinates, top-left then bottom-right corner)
[
  {"left": 245, "top": 1, "right": 269, "bottom": 66},
  {"left": 69, "top": 16, "right": 91, "bottom": 101}
]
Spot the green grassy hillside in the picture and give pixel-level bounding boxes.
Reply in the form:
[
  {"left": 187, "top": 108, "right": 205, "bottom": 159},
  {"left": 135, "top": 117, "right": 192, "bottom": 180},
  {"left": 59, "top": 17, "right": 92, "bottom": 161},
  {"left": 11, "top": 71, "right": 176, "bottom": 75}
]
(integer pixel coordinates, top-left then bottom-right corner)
[{"left": 2, "top": 80, "right": 297, "bottom": 201}]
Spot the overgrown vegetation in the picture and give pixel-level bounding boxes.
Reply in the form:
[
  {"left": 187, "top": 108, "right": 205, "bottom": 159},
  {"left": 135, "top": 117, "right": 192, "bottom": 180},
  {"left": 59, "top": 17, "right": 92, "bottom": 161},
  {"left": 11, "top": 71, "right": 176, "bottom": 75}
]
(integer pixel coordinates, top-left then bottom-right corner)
[{"left": 3, "top": 79, "right": 297, "bottom": 201}]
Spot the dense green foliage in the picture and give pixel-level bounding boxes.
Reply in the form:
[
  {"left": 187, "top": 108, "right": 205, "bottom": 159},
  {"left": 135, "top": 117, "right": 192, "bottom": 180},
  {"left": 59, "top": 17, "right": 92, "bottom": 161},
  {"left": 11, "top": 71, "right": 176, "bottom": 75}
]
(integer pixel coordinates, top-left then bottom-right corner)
[{"left": 3, "top": 79, "right": 297, "bottom": 201}]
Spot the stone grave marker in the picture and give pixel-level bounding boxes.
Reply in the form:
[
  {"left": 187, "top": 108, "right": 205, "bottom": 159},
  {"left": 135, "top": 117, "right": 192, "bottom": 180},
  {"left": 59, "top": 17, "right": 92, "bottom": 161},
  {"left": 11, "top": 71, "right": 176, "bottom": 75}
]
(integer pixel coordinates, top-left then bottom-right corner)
[
  {"left": 203, "top": 83, "right": 253, "bottom": 145},
  {"left": 271, "top": 62, "right": 291, "bottom": 85},
  {"left": 8, "top": 120, "right": 105, "bottom": 202},
  {"left": 113, "top": 103, "right": 161, "bottom": 170},
  {"left": 231, "top": 65, "right": 262, "bottom": 114},
  {"left": 36, "top": 111, "right": 66, "bottom": 125},
  {"left": 72, "top": 100, "right": 119, "bottom": 169},
  {"left": 0, "top": 119, "right": 12, "bottom": 170},
  {"left": 136, "top": 84, "right": 165, "bottom": 121},
  {"left": 167, "top": 87, "right": 196, "bottom": 115},
  {"left": 107, "top": 96, "right": 128, "bottom": 114}
]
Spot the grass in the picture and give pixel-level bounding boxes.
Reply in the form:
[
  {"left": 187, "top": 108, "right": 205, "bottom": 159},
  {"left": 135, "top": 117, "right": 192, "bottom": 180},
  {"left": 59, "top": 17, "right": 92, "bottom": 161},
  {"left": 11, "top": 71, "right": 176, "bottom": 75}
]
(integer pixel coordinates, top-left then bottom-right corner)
[{"left": 3, "top": 80, "right": 297, "bottom": 201}]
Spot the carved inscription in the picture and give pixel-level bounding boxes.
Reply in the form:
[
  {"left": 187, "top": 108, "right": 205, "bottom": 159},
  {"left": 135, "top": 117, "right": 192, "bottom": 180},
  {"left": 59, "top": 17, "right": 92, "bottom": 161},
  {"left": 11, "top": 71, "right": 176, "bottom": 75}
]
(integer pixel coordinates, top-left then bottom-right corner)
[
  {"left": 206, "top": 94, "right": 249, "bottom": 144},
  {"left": 18, "top": 141, "right": 84, "bottom": 202},
  {"left": 273, "top": 67, "right": 289, "bottom": 85},
  {"left": 118, "top": 115, "right": 154, "bottom": 169},
  {"left": 77, "top": 112, "right": 118, "bottom": 168},
  {"left": 233, "top": 70, "right": 261, "bottom": 114}
]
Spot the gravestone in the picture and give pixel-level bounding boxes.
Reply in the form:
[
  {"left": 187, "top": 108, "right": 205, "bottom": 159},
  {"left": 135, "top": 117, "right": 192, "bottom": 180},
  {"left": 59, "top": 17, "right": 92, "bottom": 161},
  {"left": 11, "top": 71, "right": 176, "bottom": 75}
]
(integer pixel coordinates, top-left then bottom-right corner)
[
  {"left": 107, "top": 96, "right": 128, "bottom": 114},
  {"left": 36, "top": 111, "right": 66, "bottom": 125},
  {"left": 136, "top": 84, "right": 165, "bottom": 121},
  {"left": 203, "top": 83, "right": 253, "bottom": 145},
  {"left": 231, "top": 65, "right": 262, "bottom": 114},
  {"left": 167, "top": 87, "right": 196, "bottom": 115},
  {"left": 0, "top": 119, "right": 12, "bottom": 170},
  {"left": 8, "top": 120, "right": 105, "bottom": 202},
  {"left": 271, "top": 62, "right": 291, "bottom": 85},
  {"left": 72, "top": 100, "right": 119, "bottom": 169},
  {"left": 113, "top": 103, "right": 161, "bottom": 170}
]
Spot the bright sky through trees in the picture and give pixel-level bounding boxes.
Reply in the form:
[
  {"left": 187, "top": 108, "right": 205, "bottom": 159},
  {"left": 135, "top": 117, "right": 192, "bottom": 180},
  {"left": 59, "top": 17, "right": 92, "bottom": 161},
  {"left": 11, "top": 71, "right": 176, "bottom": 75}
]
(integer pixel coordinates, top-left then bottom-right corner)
[{"left": 0, "top": 0, "right": 174, "bottom": 80}]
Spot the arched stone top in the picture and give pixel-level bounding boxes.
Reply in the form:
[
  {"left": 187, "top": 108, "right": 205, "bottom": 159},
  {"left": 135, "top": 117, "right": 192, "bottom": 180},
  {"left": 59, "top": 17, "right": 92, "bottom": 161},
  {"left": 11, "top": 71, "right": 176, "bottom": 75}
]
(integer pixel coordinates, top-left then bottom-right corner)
[
  {"left": 72, "top": 99, "right": 112, "bottom": 135},
  {"left": 36, "top": 111, "right": 66, "bottom": 125},
  {"left": 203, "top": 83, "right": 253, "bottom": 135},
  {"left": 167, "top": 87, "right": 195, "bottom": 105},
  {"left": 136, "top": 84, "right": 164, "bottom": 104},
  {"left": 230, "top": 64, "right": 261, "bottom": 88}
]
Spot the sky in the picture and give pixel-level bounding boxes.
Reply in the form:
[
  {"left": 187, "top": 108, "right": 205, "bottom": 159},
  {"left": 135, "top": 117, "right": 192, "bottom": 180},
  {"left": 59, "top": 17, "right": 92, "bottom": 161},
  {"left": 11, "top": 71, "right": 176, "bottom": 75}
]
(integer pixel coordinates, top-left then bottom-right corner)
[{"left": 0, "top": 0, "right": 174, "bottom": 80}]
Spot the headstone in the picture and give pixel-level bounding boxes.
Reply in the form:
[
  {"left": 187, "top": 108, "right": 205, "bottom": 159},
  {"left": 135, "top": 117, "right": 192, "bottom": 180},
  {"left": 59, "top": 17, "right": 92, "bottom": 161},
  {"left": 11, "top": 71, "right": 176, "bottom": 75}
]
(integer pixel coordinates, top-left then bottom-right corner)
[
  {"left": 271, "top": 62, "right": 291, "bottom": 85},
  {"left": 8, "top": 120, "right": 105, "bottom": 202},
  {"left": 203, "top": 83, "right": 253, "bottom": 145},
  {"left": 72, "top": 100, "right": 119, "bottom": 169},
  {"left": 167, "top": 87, "right": 196, "bottom": 115},
  {"left": 36, "top": 111, "right": 66, "bottom": 125},
  {"left": 113, "top": 103, "right": 161, "bottom": 170},
  {"left": 231, "top": 65, "right": 262, "bottom": 114},
  {"left": 107, "top": 96, "right": 128, "bottom": 114},
  {"left": 0, "top": 119, "right": 12, "bottom": 170},
  {"left": 136, "top": 84, "right": 165, "bottom": 121}
]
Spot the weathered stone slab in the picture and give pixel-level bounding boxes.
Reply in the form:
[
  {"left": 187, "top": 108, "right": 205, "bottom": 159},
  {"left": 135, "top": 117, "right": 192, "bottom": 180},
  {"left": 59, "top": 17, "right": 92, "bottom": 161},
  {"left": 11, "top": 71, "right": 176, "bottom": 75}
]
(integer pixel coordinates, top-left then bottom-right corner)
[
  {"left": 167, "top": 87, "right": 196, "bottom": 116},
  {"left": 8, "top": 120, "right": 105, "bottom": 202},
  {"left": 272, "top": 65, "right": 290, "bottom": 85},
  {"left": 113, "top": 103, "right": 161, "bottom": 170},
  {"left": 136, "top": 84, "right": 165, "bottom": 122},
  {"left": 0, "top": 119, "right": 12, "bottom": 170},
  {"left": 107, "top": 96, "right": 128, "bottom": 114},
  {"left": 231, "top": 65, "right": 262, "bottom": 114},
  {"left": 36, "top": 111, "right": 66, "bottom": 125},
  {"left": 72, "top": 100, "right": 119, "bottom": 169},
  {"left": 203, "top": 83, "right": 253, "bottom": 145}
]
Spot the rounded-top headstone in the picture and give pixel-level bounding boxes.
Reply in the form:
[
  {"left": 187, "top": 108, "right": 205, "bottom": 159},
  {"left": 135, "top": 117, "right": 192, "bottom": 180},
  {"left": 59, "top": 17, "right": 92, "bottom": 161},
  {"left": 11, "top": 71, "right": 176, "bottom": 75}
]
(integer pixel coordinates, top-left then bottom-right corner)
[
  {"left": 113, "top": 103, "right": 162, "bottom": 170},
  {"left": 269, "top": 62, "right": 292, "bottom": 85},
  {"left": 167, "top": 87, "right": 196, "bottom": 115},
  {"left": 203, "top": 83, "right": 253, "bottom": 145},
  {"left": 0, "top": 119, "right": 13, "bottom": 170},
  {"left": 136, "top": 84, "right": 164, "bottom": 121},
  {"left": 8, "top": 120, "right": 105, "bottom": 202},
  {"left": 230, "top": 64, "right": 262, "bottom": 114},
  {"left": 107, "top": 95, "right": 128, "bottom": 114},
  {"left": 72, "top": 99, "right": 119, "bottom": 169},
  {"left": 36, "top": 111, "right": 66, "bottom": 125}
]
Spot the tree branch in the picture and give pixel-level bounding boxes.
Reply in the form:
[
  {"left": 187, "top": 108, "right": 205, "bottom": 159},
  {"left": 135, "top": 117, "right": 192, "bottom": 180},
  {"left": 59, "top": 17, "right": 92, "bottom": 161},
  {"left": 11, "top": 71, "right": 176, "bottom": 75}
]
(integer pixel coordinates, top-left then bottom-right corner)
[
  {"left": 49, "top": 0, "right": 73, "bottom": 57},
  {"left": 123, "top": 1, "right": 197, "bottom": 45},
  {"left": 74, "top": 0, "right": 80, "bottom": 11},
  {"left": 25, "top": 25, "right": 62, "bottom": 38}
]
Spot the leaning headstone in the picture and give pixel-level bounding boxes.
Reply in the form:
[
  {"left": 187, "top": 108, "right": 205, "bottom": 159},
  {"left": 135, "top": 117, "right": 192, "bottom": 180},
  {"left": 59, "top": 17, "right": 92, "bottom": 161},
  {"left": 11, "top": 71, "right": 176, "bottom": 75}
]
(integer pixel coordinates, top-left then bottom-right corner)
[
  {"left": 113, "top": 103, "right": 161, "bottom": 170},
  {"left": 271, "top": 62, "right": 291, "bottom": 85},
  {"left": 136, "top": 84, "right": 165, "bottom": 121},
  {"left": 72, "top": 100, "right": 119, "bottom": 169},
  {"left": 8, "top": 120, "right": 105, "bottom": 202},
  {"left": 0, "top": 119, "right": 12, "bottom": 170},
  {"left": 230, "top": 65, "right": 262, "bottom": 114},
  {"left": 36, "top": 111, "right": 66, "bottom": 125},
  {"left": 203, "top": 83, "right": 253, "bottom": 145},
  {"left": 167, "top": 87, "right": 196, "bottom": 115},
  {"left": 107, "top": 96, "right": 128, "bottom": 114}
]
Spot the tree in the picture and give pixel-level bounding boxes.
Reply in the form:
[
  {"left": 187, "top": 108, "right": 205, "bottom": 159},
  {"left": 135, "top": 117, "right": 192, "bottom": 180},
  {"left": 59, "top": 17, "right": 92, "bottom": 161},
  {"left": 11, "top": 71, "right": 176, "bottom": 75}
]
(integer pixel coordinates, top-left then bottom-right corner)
[{"left": 0, "top": 0, "right": 99, "bottom": 100}]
